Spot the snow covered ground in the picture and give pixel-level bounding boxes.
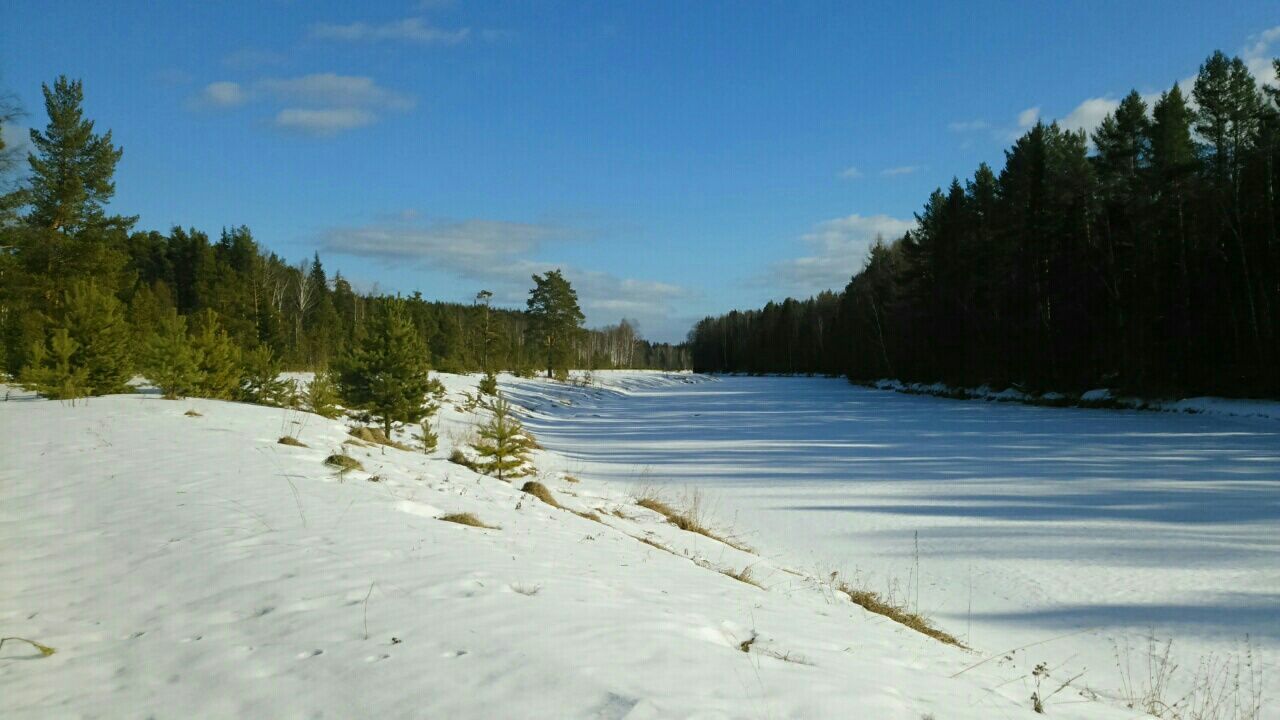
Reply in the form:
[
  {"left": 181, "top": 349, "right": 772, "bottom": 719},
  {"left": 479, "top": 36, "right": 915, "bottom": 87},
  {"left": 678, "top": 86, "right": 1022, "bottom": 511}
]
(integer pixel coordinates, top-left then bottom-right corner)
[
  {"left": 504, "top": 372, "right": 1279, "bottom": 719},
  {"left": 0, "top": 374, "right": 1148, "bottom": 719}
]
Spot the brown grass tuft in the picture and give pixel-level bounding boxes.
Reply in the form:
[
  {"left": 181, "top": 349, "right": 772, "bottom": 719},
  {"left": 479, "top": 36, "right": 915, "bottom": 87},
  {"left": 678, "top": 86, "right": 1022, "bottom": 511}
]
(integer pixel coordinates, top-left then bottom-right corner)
[
  {"left": 838, "top": 583, "right": 963, "bottom": 647},
  {"left": 349, "top": 426, "right": 413, "bottom": 451},
  {"left": 634, "top": 489, "right": 753, "bottom": 554},
  {"left": 277, "top": 435, "right": 308, "bottom": 447},
  {"left": 324, "top": 453, "right": 364, "bottom": 472},
  {"left": 519, "top": 481, "right": 561, "bottom": 509},
  {"left": 722, "top": 565, "right": 764, "bottom": 589},
  {"left": 184, "top": 409, "right": 202, "bottom": 417},
  {"left": 563, "top": 475, "right": 581, "bottom": 484},
  {"left": 448, "top": 449, "right": 479, "bottom": 471},
  {"left": 439, "top": 512, "right": 497, "bottom": 529},
  {"left": 573, "top": 510, "right": 602, "bottom": 522}
]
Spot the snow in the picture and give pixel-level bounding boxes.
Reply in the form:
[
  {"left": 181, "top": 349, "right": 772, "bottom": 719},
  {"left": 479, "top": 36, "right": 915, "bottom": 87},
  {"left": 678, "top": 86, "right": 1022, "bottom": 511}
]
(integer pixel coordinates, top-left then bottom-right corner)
[
  {"left": 504, "top": 373, "right": 1279, "bottom": 719},
  {"left": 0, "top": 375, "right": 1143, "bottom": 719}
]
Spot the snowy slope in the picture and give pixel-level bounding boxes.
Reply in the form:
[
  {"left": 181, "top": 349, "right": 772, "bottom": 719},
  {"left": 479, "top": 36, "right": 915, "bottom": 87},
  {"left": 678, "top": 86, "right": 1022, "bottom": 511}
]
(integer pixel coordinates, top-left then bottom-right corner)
[
  {"left": 504, "top": 372, "right": 1277, "bottom": 720},
  {"left": 0, "top": 376, "right": 1136, "bottom": 719}
]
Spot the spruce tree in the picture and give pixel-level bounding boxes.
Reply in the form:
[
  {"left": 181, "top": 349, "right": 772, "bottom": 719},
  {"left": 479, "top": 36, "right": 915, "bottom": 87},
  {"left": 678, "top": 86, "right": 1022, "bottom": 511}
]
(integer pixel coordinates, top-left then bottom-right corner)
[
  {"left": 143, "top": 310, "right": 199, "bottom": 399},
  {"left": 336, "top": 299, "right": 434, "bottom": 436},
  {"left": 471, "top": 396, "right": 534, "bottom": 482},
  {"left": 526, "top": 269, "right": 584, "bottom": 378}
]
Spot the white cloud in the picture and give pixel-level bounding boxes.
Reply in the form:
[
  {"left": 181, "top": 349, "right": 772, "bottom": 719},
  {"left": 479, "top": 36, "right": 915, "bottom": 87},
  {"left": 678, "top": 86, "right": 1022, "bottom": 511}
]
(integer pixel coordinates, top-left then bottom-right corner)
[
  {"left": 310, "top": 17, "right": 471, "bottom": 45},
  {"left": 187, "top": 73, "right": 412, "bottom": 136},
  {"left": 1017, "top": 106, "right": 1040, "bottom": 128},
  {"left": 197, "top": 81, "right": 248, "bottom": 108},
  {"left": 256, "top": 73, "right": 413, "bottom": 110},
  {"left": 768, "top": 213, "right": 916, "bottom": 295},
  {"left": 880, "top": 165, "right": 918, "bottom": 177},
  {"left": 1243, "top": 26, "right": 1280, "bottom": 87},
  {"left": 839, "top": 166, "right": 862, "bottom": 179},
  {"left": 1058, "top": 96, "right": 1120, "bottom": 134},
  {"left": 274, "top": 108, "right": 376, "bottom": 136}
]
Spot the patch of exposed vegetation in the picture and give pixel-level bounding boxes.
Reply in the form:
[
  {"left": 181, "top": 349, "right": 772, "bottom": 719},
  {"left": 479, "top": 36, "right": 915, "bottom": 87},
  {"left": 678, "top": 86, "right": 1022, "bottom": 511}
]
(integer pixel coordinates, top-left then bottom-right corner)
[
  {"left": 838, "top": 582, "right": 963, "bottom": 647},
  {"left": 439, "top": 512, "right": 497, "bottom": 529},
  {"left": 324, "top": 453, "right": 363, "bottom": 472},
  {"left": 277, "top": 435, "right": 308, "bottom": 447},
  {"left": 721, "top": 565, "right": 764, "bottom": 589},
  {"left": 519, "top": 481, "right": 561, "bottom": 509},
  {"left": 634, "top": 489, "right": 753, "bottom": 554},
  {"left": 349, "top": 426, "right": 413, "bottom": 451}
]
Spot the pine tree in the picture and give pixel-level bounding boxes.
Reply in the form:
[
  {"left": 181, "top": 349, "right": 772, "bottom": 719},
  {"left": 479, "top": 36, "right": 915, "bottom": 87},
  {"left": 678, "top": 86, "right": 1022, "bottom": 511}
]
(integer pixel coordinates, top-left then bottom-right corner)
[
  {"left": 19, "top": 328, "right": 90, "bottom": 400},
  {"left": 305, "top": 370, "right": 342, "bottom": 418},
  {"left": 25, "top": 77, "right": 131, "bottom": 233},
  {"left": 471, "top": 396, "right": 534, "bottom": 482},
  {"left": 336, "top": 299, "right": 434, "bottom": 436},
  {"left": 239, "top": 345, "right": 291, "bottom": 406},
  {"left": 143, "top": 310, "right": 199, "bottom": 399},
  {"left": 188, "top": 310, "right": 242, "bottom": 399},
  {"left": 526, "top": 269, "right": 584, "bottom": 378},
  {"left": 478, "top": 370, "right": 498, "bottom": 396},
  {"left": 21, "top": 280, "right": 131, "bottom": 398}
]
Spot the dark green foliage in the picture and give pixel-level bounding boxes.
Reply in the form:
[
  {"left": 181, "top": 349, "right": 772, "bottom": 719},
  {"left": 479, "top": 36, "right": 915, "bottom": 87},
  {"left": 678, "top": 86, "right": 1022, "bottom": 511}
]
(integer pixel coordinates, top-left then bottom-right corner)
[
  {"left": 526, "top": 269, "right": 585, "bottom": 378},
  {"left": 419, "top": 418, "right": 439, "bottom": 453},
  {"left": 470, "top": 396, "right": 535, "bottom": 482},
  {"left": 691, "top": 50, "right": 1280, "bottom": 399},
  {"left": 24, "top": 76, "right": 131, "bottom": 234},
  {"left": 336, "top": 299, "right": 435, "bottom": 436}
]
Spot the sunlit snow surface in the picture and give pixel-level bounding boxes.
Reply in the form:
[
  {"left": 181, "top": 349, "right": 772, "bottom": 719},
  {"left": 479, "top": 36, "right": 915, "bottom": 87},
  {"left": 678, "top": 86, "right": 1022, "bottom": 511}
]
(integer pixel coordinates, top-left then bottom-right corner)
[{"left": 506, "top": 373, "right": 1280, "bottom": 717}]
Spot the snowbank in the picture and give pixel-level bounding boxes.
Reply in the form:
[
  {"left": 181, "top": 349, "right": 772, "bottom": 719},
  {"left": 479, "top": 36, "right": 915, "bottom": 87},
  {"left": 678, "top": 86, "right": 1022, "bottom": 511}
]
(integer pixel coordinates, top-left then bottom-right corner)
[{"left": 0, "top": 374, "right": 1133, "bottom": 719}]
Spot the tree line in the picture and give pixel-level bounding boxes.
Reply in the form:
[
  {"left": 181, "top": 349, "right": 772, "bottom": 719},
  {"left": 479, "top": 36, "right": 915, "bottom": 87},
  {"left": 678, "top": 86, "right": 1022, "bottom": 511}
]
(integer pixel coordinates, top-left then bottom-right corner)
[
  {"left": 691, "top": 51, "right": 1280, "bottom": 398},
  {"left": 0, "top": 76, "right": 689, "bottom": 403}
]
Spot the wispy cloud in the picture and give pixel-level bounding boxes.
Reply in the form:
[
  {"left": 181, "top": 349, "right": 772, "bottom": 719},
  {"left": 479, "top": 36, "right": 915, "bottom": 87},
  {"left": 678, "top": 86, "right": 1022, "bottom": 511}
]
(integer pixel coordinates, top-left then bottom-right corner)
[
  {"left": 274, "top": 108, "right": 376, "bottom": 136},
  {"left": 193, "top": 81, "right": 249, "bottom": 109},
  {"left": 1243, "top": 25, "right": 1280, "bottom": 87},
  {"left": 1016, "top": 106, "right": 1040, "bottom": 129},
  {"left": 310, "top": 17, "right": 471, "bottom": 45},
  {"left": 839, "top": 166, "right": 863, "bottom": 180},
  {"left": 188, "top": 73, "right": 412, "bottom": 136},
  {"left": 880, "top": 165, "right": 918, "bottom": 177},
  {"left": 767, "top": 213, "right": 916, "bottom": 295}
]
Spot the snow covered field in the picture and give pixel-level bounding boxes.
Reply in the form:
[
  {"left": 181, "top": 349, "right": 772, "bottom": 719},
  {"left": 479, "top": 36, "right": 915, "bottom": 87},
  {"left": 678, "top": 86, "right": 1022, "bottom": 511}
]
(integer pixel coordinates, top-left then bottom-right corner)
[
  {"left": 1, "top": 372, "right": 1272, "bottom": 718},
  {"left": 504, "top": 372, "right": 1280, "bottom": 719}
]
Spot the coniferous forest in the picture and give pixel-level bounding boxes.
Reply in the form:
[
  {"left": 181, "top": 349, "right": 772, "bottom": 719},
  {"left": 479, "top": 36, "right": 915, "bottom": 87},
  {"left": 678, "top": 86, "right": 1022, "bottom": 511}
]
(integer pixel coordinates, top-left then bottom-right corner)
[
  {"left": 690, "top": 51, "right": 1280, "bottom": 398},
  {"left": 0, "top": 77, "right": 689, "bottom": 399}
]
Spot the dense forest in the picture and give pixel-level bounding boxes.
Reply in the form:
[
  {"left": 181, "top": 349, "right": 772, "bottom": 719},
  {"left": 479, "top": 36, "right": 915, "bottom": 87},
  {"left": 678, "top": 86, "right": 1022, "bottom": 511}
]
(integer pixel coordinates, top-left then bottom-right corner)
[
  {"left": 0, "top": 76, "right": 689, "bottom": 398},
  {"left": 690, "top": 51, "right": 1280, "bottom": 398}
]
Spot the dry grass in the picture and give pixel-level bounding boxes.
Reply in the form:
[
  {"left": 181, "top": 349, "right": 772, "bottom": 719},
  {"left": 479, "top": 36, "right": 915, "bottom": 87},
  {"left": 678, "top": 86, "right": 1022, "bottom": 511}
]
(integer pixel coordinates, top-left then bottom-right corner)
[
  {"left": 573, "top": 510, "right": 602, "bottom": 522},
  {"left": 277, "top": 435, "right": 308, "bottom": 447},
  {"left": 0, "top": 636, "right": 56, "bottom": 657},
  {"left": 563, "top": 474, "right": 581, "bottom": 484},
  {"left": 184, "top": 409, "right": 202, "bottom": 417},
  {"left": 520, "top": 481, "right": 562, "bottom": 509},
  {"left": 722, "top": 565, "right": 764, "bottom": 589},
  {"left": 634, "top": 488, "right": 753, "bottom": 554},
  {"left": 637, "top": 535, "right": 674, "bottom": 553},
  {"left": 324, "top": 453, "right": 364, "bottom": 472},
  {"left": 349, "top": 426, "right": 413, "bottom": 451},
  {"left": 439, "top": 512, "right": 497, "bottom": 529},
  {"left": 838, "top": 582, "right": 963, "bottom": 647},
  {"left": 448, "top": 449, "right": 479, "bottom": 471}
]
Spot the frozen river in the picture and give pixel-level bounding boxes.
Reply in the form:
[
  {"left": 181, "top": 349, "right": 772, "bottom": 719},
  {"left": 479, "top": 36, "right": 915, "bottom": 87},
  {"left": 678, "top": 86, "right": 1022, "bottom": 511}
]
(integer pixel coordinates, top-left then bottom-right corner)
[{"left": 507, "top": 373, "right": 1280, "bottom": 714}]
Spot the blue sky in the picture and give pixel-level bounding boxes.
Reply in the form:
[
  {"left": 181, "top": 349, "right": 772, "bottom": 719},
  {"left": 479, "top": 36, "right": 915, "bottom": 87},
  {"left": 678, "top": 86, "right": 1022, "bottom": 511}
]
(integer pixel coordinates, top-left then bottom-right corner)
[{"left": 3, "top": 2, "right": 1278, "bottom": 341}]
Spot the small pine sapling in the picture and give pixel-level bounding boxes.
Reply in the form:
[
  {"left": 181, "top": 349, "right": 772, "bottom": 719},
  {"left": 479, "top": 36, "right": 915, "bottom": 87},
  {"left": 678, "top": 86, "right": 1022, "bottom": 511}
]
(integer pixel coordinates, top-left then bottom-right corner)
[
  {"left": 19, "top": 329, "right": 90, "bottom": 401},
  {"left": 418, "top": 418, "right": 439, "bottom": 453},
  {"left": 478, "top": 371, "right": 498, "bottom": 396},
  {"left": 470, "top": 396, "right": 535, "bottom": 482},
  {"left": 188, "top": 311, "right": 241, "bottom": 399},
  {"left": 306, "top": 371, "right": 342, "bottom": 418},
  {"left": 142, "top": 311, "right": 199, "bottom": 399},
  {"left": 239, "top": 345, "right": 291, "bottom": 406}
]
